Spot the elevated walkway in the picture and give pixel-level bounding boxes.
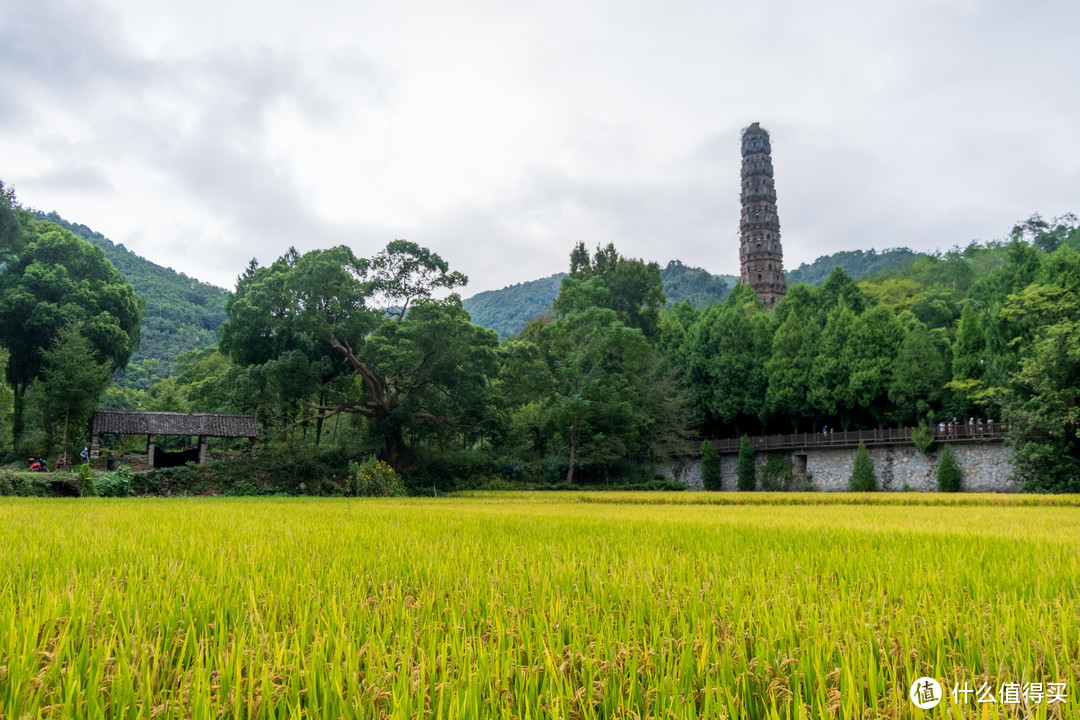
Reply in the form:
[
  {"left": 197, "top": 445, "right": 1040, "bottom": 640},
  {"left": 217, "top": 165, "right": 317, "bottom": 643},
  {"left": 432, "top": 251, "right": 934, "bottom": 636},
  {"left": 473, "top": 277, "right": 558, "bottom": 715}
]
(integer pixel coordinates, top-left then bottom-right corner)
[{"left": 709, "top": 423, "right": 1007, "bottom": 454}]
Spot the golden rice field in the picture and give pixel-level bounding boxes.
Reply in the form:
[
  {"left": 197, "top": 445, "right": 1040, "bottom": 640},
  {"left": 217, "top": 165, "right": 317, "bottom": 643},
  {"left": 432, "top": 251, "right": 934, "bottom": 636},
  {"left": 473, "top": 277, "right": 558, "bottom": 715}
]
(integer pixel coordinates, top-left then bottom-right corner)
[{"left": 2, "top": 493, "right": 1079, "bottom": 719}]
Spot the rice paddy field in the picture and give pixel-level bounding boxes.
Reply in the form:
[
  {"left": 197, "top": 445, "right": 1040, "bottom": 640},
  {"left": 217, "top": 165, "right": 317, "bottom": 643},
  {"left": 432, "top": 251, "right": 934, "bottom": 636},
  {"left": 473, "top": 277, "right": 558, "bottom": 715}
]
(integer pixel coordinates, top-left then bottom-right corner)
[{"left": 2, "top": 492, "right": 1079, "bottom": 719}]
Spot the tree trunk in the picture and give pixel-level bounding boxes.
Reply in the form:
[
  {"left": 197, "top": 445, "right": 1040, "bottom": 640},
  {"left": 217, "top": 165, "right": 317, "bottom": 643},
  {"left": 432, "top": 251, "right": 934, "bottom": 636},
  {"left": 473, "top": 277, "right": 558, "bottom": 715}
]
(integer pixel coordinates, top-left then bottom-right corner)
[
  {"left": 384, "top": 429, "right": 404, "bottom": 472},
  {"left": 43, "top": 415, "right": 54, "bottom": 456},
  {"left": 11, "top": 382, "right": 25, "bottom": 452},
  {"left": 565, "top": 417, "right": 578, "bottom": 485}
]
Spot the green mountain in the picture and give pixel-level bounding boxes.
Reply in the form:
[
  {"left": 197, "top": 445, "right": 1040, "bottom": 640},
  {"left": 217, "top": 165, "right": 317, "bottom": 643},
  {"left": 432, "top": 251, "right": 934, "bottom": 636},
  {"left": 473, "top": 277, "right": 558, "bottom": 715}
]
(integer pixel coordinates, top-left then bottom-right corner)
[
  {"left": 662, "top": 260, "right": 736, "bottom": 307},
  {"left": 35, "top": 212, "right": 229, "bottom": 382},
  {"left": 462, "top": 273, "right": 567, "bottom": 339},
  {"left": 786, "top": 248, "right": 927, "bottom": 286},
  {"left": 463, "top": 261, "right": 736, "bottom": 338}
]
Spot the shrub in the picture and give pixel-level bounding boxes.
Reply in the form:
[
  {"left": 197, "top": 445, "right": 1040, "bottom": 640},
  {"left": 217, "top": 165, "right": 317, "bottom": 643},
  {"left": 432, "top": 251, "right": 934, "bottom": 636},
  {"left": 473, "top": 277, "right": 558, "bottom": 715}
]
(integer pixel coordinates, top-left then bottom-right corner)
[
  {"left": 4, "top": 473, "right": 52, "bottom": 497},
  {"left": 75, "top": 463, "right": 97, "bottom": 497},
  {"left": 349, "top": 456, "right": 405, "bottom": 497},
  {"left": 912, "top": 424, "right": 935, "bottom": 455},
  {"left": 936, "top": 443, "right": 962, "bottom": 492},
  {"left": 97, "top": 466, "right": 133, "bottom": 497},
  {"left": 848, "top": 442, "right": 877, "bottom": 491},
  {"left": 224, "top": 481, "right": 270, "bottom": 497},
  {"left": 737, "top": 435, "right": 757, "bottom": 491},
  {"left": 761, "top": 453, "right": 794, "bottom": 492},
  {"left": 700, "top": 441, "right": 723, "bottom": 491}
]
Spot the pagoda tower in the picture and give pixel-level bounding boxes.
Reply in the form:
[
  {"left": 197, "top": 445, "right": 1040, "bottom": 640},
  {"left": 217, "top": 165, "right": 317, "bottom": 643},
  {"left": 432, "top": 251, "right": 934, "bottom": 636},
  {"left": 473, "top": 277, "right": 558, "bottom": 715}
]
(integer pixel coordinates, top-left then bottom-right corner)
[{"left": 739, "top": 122, "right": 786, "bottom": 308}]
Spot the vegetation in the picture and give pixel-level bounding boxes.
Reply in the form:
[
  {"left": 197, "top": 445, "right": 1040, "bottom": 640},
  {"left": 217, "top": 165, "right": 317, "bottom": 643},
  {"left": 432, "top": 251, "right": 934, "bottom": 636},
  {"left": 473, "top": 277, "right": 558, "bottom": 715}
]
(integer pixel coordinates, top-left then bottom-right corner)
[
  {"left": 462, "top": 260, "right": 733, "bottom": 338},
  {"left": 760, "top": 452, "right": 793, "bottom": 492},
  {"left": 936, "top": 443, "right": 962, "bottom": 492},
  {"left": 4, "top": 495, "right": 1080, "bottom": 718},
  {"left": 0, "top": 215, "right": 141, "bottom": 452},
  {"left": 3, "top": 179, "right": 1080, "bottom": 493},
  {"left": 736, "top": 434, "right": 756, "bottom": 491},
  {"left": 911, "top": 424, "right": 935, "bottom": 455},
  {"left": 786, "top": 247, "right": 927, "bottom": 285},
  {"left": 849, "top": 441, "right": 877, "bottom": 491},
  {"left": 700, "top": 440, "right": 722, "bottom": 490},
  {"left": 348, "top": 455, "right": 405, "bottom": 497},
  {"left": 36, "top": 212, "right": 228, "bottom": 380}
]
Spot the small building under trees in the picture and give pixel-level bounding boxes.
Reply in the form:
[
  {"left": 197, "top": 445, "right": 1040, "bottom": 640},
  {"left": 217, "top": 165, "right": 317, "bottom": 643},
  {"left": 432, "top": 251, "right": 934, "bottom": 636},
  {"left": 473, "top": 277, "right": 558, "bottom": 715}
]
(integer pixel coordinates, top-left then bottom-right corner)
[{"left": 90, "top": 411, "right": 259, "bottom": 467}]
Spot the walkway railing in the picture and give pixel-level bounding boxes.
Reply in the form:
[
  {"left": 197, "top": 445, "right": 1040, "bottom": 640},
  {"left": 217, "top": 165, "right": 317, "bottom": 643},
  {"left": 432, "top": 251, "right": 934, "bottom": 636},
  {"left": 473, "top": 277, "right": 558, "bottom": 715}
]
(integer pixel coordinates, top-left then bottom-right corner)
[{"left": 709, "top": 423, "right": 1008, "bottom": 454}]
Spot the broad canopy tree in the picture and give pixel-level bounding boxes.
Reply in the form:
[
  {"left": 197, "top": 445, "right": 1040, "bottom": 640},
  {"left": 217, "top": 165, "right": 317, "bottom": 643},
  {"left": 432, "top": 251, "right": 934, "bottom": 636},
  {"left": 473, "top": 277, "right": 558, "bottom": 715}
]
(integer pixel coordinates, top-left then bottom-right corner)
[
  {"left": 219, "top": 241, "right": 497, "bottom": 469},
  {"left": 0, "top": 220, "right": 142, "bottom": 450}
]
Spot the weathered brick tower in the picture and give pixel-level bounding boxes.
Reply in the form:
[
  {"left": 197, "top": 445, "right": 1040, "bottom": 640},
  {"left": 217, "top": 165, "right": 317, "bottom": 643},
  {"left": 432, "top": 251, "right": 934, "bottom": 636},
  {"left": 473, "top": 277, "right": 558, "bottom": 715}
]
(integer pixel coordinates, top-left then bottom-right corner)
[{"left": 739, "top": 122, "right": 786, "bottom": 308}]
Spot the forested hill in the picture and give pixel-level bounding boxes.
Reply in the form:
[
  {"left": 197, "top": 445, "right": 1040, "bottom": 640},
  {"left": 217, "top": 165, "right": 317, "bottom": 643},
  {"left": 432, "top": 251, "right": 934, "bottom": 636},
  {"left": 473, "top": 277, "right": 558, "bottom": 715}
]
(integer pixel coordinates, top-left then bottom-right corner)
[
  {"left": 35, "top": 212, "right": 228, "bottom": 378},
  {"left": 462, "top": 273, "right": 566, "bottom": 339},
  {"left": 787, "top": 248, "right": 927, "bottom": 285},
  {"left": 463, "top": 261, "right": 737, "bottom": 338}
]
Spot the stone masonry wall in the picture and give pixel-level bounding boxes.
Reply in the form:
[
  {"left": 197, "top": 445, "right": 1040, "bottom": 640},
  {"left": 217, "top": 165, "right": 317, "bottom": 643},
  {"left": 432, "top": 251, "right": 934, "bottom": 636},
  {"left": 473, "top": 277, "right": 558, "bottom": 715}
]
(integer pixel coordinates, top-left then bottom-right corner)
[{"left": 664, "top": 442, "right": 1017, "bottom": 492}]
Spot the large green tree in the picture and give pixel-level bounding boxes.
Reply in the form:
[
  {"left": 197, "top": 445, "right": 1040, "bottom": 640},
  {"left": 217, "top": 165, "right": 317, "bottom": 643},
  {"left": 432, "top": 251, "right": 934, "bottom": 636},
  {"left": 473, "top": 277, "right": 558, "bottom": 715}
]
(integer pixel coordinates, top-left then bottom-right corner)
[
  {"left": 219, "top": 242, "right": 497, "bottom": 469},
  {"left": 888, "top": 316, "right": 948, "bottom": 425},
  {"left": 685, "top": 284, "right": 772, "bottom": 432},
  {"left": 846, "top": 305, "right": 904, "bottom": 428},
  {"left": 0, "top": 220, "right": 142, "bottom": 450},
  {"left": 39, "top": 325, "right": 111, "bottom": 452},
  {"left": 537, "top": 274, "right": 689, "bottom": 483},
  {"left": 559, "top": 242, "right": 666, "bottom": 340},
  {"left": 765, "top": 308, "right": 820, "bottom": 430},
  {"left": 809, "top": 300, "right": 856, "bottom": 427},
  {"left": 997, "top": 283, "right": 1080, "bottom": 491},
  {"left": 0, "top": 180, "right": 22, "bottom": 264}
]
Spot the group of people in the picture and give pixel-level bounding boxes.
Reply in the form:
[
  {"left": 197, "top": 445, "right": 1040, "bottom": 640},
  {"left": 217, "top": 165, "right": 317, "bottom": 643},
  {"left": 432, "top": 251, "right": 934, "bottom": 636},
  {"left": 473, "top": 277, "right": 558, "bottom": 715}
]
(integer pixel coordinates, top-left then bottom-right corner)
[
  {"left": 936, "top": 417, "right": 994, "bottom": 437},
  {"left": 25, "top": 447, "right": 89, "bottom": 472}
]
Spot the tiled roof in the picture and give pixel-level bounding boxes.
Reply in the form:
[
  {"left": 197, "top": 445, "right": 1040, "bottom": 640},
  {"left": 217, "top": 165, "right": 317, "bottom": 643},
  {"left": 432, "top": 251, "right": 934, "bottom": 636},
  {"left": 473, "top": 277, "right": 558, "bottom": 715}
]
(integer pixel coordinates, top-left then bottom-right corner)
[{"left": 91, "top": 411, "right": 259, "bottom": 438}]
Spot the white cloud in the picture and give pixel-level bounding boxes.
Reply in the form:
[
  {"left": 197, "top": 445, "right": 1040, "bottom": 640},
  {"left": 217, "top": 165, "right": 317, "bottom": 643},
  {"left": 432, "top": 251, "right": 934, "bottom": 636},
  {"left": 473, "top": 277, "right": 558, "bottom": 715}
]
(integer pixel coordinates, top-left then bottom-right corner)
[{"left": 0, "top": 0, "right": 1077, "bottom": 294}]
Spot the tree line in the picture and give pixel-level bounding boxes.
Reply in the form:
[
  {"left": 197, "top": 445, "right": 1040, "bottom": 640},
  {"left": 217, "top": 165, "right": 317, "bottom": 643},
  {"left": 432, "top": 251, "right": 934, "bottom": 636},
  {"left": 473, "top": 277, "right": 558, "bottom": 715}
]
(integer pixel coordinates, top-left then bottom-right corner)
[{"left": 1, "top": 176, "right": 1078, "bottom": 492}]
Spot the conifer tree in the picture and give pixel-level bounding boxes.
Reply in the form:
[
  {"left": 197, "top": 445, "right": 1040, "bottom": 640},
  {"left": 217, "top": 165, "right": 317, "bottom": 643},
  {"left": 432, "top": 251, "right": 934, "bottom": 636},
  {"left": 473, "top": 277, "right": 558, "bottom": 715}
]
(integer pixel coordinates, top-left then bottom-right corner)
[
  {"left": 936, "top": 443, "right": 962, "bottom": 492},
  {"left": 737, "top": 435, "right": 756, "bottom": 491},
  {"left": 849, "top": 441, "right": 877, "bottom": 491},
  {"left": 700, "top": 441, "right": 722, "bottom": 491}
]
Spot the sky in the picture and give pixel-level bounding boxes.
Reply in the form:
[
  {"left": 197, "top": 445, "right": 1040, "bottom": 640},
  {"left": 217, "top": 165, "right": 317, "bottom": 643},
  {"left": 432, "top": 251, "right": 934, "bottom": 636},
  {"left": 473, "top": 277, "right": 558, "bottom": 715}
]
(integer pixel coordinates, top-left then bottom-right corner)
[{"left": 1, "top": 0, "right": 1078, "bottom": 295}]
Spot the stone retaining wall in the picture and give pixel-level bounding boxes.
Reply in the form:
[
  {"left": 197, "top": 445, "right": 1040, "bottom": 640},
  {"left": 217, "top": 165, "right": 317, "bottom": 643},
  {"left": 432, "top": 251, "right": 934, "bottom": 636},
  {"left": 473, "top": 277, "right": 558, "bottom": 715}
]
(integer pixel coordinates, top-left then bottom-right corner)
[{"left": 664, "top": 442, "right": 1017, "bottom": 492}]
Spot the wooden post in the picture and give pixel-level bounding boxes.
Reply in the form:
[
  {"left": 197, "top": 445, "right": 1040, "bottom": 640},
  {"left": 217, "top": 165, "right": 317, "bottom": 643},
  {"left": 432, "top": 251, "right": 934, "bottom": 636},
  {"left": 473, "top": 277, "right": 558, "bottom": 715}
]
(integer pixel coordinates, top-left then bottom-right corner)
[{"left": 147, "top": 434, "right": 156, "bottom": 468}]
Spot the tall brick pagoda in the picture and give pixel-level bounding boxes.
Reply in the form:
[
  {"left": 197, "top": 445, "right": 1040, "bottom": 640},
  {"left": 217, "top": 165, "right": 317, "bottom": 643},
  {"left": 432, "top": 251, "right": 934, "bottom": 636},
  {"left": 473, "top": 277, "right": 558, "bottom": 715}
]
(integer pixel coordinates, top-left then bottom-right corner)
[{"left": 739, "top": 122, "right": 786, "bottom": 308}]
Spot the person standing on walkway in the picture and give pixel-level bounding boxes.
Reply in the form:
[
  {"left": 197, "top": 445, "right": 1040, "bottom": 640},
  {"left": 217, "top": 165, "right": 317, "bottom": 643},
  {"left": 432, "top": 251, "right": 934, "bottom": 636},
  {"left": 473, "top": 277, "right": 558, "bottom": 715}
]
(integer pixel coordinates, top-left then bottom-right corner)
[{"left": 80, "top": 446, "right": 89, "bottom": 464}]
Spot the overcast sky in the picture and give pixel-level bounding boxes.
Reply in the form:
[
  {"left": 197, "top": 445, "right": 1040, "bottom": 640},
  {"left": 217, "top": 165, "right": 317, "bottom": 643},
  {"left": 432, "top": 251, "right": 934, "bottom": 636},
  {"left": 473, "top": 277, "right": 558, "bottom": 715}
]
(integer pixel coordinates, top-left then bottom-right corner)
[{"left": 1, "top": 0, "right": 1077, "bottom": 295}]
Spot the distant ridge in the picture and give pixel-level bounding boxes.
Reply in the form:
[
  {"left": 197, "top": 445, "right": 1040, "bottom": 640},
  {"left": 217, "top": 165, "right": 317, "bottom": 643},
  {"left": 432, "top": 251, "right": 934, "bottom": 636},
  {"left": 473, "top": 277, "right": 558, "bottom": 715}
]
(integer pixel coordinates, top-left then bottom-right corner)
[
  {"left": 786, "top": 248, "right": 926, "bottom": 286},
  {"left": 462, "top": 273, "right": 566, "bottom": 339},
  {"left": 464, "top": 248, "right": 929, "bottom": 338},
  {"left": 463, "top": 261, "right": 736, "bottom": 338}
]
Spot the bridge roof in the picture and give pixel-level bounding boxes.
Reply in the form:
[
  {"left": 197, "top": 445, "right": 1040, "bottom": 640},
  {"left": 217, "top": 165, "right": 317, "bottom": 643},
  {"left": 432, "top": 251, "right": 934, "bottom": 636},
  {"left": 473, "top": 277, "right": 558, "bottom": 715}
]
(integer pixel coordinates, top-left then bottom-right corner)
[{"left": 91, "top": 411, "right": 259, "bottom": 438}]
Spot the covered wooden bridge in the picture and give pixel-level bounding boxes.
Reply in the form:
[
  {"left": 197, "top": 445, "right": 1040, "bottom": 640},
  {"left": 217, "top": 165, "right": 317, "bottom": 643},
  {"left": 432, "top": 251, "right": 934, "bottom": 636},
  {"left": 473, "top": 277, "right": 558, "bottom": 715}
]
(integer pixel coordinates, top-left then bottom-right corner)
[{"left": 90, "top": 411, "right": 259, "bottom": 466}]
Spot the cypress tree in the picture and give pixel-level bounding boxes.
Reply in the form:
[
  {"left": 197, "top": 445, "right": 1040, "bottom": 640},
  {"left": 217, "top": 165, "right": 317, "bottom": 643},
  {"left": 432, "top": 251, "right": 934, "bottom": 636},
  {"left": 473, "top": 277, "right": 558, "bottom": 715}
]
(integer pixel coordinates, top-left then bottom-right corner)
[
  {"left": 700, "top": 441, "right": 723, "bottom": 491},
  {"left": 737, "top": 435, "right": 757, "bottom": 491},
  {"left": 849, "top": 441, "right": 877, "bottom": 491},
  {"left": 936, "top": 443, "right": 962, "bottom": 492}
]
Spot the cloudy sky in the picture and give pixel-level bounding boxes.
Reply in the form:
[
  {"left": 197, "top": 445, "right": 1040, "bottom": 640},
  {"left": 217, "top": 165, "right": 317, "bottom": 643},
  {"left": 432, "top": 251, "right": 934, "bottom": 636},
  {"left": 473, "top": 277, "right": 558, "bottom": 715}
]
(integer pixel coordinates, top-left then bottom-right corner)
[{"left": 1, "top": 0, "right": 1077, "bottom": 295}]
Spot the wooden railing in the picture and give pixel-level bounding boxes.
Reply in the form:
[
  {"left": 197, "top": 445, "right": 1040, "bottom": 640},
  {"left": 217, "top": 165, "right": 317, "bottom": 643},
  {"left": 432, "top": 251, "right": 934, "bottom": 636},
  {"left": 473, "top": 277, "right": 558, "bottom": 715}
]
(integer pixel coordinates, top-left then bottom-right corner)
[{"left": 709, "top": 423, "right": 1008, "bottom": 454}]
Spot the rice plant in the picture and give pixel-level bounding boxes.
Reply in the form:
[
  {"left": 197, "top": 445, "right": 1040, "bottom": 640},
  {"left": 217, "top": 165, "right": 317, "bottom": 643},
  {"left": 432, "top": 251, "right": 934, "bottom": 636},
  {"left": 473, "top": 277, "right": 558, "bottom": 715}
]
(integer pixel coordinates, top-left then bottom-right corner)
[{"left": 1, "top": 495, "right": 1077, "bottom": 718}]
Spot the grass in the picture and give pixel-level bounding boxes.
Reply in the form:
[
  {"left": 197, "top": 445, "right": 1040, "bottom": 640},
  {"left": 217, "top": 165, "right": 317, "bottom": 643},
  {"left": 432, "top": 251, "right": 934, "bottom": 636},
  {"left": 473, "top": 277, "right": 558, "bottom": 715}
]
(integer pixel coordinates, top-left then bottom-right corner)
[{"left": 2, "top": 494, "right": 1078, "bottom": 718}]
